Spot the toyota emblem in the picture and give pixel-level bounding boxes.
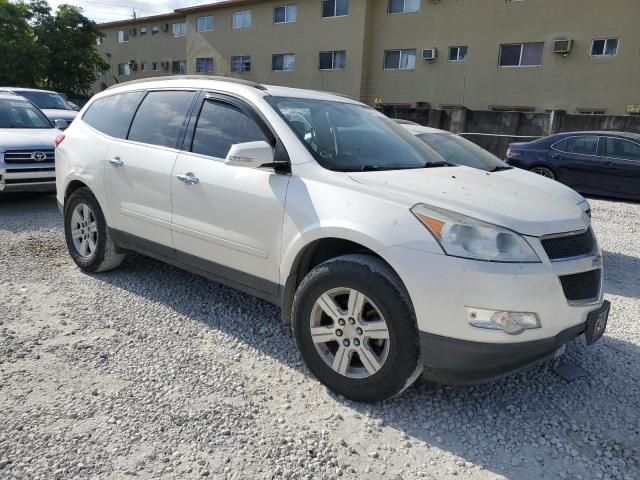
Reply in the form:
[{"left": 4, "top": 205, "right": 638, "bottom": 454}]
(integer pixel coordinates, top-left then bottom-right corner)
[{"left": 31, "top": 151, "right": 47, "bottom": 161}]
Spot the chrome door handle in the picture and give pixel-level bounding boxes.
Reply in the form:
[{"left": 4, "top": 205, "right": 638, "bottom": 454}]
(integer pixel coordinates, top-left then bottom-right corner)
[
  {"left": 109, "top": 156, "right": 124, "bottom": 167},
  {"left": 177, "top": 173, "right": 199, "bottom": 185}
]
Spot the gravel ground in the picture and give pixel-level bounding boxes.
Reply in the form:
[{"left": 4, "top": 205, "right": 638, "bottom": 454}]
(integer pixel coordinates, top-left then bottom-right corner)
[{"left": 0, "top": 193, "right": 638, "bottom": 480}]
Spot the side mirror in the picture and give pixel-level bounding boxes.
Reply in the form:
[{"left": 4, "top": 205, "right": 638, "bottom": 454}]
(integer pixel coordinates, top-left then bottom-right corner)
[
  {"left": 54, "top": 119, "right": 69, "bottom": 130},
  {"left": 225, "top": 141, "right": 275, "bottom": 169}
]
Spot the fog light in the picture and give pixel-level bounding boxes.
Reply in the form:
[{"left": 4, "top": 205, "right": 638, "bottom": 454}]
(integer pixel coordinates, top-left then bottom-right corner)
[{"left": 465, "top": 307, "right": 540, "bottom": 335}]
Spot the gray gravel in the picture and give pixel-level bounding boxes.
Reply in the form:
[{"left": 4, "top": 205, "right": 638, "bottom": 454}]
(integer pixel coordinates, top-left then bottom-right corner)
[{"left": 0, "top": 192, "right": 639, "bottom": 480}]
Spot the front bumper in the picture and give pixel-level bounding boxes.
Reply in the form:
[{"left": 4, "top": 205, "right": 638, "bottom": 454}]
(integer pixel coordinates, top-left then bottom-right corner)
[
  {"left": 420, "top": 322, "right": 583, "bottom": 385},
  {"left": 0, "top": 167, "right": 56, "bottom": 193}
]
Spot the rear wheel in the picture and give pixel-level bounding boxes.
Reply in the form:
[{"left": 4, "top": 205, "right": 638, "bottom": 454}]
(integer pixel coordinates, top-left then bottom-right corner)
[
  {"left": 292, "top": 254, "right": 422, "bottom": 402},
  {"left": 530, "top": 166, "right": 555, "bottom": 180},
  {"left": 64, "top": 187, "right": 126, "bottom": 272}
]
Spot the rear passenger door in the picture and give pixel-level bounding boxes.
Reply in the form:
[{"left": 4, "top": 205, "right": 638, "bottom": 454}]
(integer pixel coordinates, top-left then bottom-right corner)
[
  {"left": 551, "top": 135, "right": 604, "bottom": 191},
  {"left": 104, "top": 90, "right": 197, "bottom": 249},
  {"left": 601, "top": 136, "right": 640, "bottom": 197},
  {"left": 170, "top": 94, "right": 290, "bottom": 299}
]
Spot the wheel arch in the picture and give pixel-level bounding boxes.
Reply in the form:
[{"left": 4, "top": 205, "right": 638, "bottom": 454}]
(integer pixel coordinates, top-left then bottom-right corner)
[{"left": 280, "top": 236, "right": 408, "bottom": 325}]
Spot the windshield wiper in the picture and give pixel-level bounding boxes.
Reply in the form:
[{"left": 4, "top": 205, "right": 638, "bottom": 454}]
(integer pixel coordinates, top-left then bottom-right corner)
[
  {"left": 489, "top": 165, "right": 513, "bottom": 172},
  {"left": 422, "top": 161, "right": 455, "bottom": 168}
]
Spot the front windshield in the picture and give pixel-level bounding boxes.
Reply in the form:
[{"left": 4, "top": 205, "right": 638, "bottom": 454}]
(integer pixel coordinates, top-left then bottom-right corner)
[
  {"left": 416, "top": 133, "right": 507, "bottom": 172},
  {"left": 0, "top": 99, "right": 53, "bottom": 129},
  {"left": 17, "top": 91, "right": 70, "bottom": 110},
  {"left": 267, "top": 96, "right": 448, "bottom": 171}
]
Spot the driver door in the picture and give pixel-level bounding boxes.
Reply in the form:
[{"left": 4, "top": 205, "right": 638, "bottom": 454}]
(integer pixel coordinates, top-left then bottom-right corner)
[{"left": 170, "top": 94, "right": 290, "bottom": 298}]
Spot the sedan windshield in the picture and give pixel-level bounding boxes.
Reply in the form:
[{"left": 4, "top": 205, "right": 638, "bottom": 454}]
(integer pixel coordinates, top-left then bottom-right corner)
[
  {"left": 0, "top": 99, "right": 53, "bottom": 129},
  {"left": 416, "top": 133, "right": 507, "bottom": 172},
  {"left": 267, "top": 96, "right": 448, "bottom": 171},
  {"left": 16, "top": 91, "right": 71, "bottom": 110}
]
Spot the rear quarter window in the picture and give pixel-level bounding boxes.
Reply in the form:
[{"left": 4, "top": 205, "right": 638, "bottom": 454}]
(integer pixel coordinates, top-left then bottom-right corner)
[{"left": 82, "top": 92, "right": 143, "bottom": 138}]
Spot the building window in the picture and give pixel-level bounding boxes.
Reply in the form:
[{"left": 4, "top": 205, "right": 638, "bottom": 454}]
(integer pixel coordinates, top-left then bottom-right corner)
[
  {"left": 231, "top": 55, "right": 251, "bottom": 72},
  {"left": 274, "top": 4, "right": 297, "bottom": 23},
  {"left": 322, "top": 0, "right": 348, "bottom": 17},
  {"left": 388, "top": 0, "right": 420, "bottom": 14},
  {"left": 319, "top": 50, "right": 346, "bottom": 70},
  {"left": 172, "top": 22, "right": 186, "bottom": 37},
  {"left": 449, "top": 46, "right": 468, "bottom": 62},
  {"left": 140, "top": 27, "right": 147, "bottom": 36},
  {"left": 117, "top": 63, "right": 131, "bottom": 76},
  {"left": 117, "top": 30, "right": 129, "bottom": 43},
  {"left": 576, "top": 108, "right": 607, "bottom": 115},
  {"left": 152, "top": 61, "right": 161, "bottom": 71},
  {"left": 141, "top": 62, "right": 150, "bottom": 72},
  {"left": 196, "top": 57, "right": 214, "bottom": 73},
  {"left": 499, "top": 42, "right": 544, "bottom": 67},
  {"left": 152, "top": 25, "right": 160, "bottom": 35},
  {"left": 232, "top": 10, "right": 252, "bottom": 28},
  {"left": 591, "top": 38, "right": 618, "bottom": 57},
  {"left": 96, "top": 36, "right": 104, "bottom": 45},
  {"left": 273, "top": 53, "right": 296, "bottom": 71},
  {"left": 197, "top": 16, "right": 214, "bottom": 32},
  {"left": 384, "top": 49, "right": 416, "bottom": 70},
  {"left": 172, "top": 60, "right": 187, "bottom": 74}
]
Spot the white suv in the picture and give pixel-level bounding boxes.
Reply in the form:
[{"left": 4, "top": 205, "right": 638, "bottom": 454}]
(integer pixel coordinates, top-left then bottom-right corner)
[{"left": 56, "top": 77, "right": 609, "bottom": 402}]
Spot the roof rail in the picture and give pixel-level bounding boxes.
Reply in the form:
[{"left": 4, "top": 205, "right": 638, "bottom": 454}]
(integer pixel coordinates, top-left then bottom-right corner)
[{"left": 106, "top": 75, "right": 267, "bottom": 91}]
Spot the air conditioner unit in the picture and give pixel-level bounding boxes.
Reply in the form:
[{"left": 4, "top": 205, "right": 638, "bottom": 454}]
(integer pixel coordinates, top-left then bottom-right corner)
[
  {"left": 422, "top": 48, "right": 437, "bottom": 61},
  {"left": 130, "top": 27, "right": 137, "bottom": 36},
  {"left": 553, "top": 39, "right": 573, "bottom": 54},
  {"left": 162, "top": 23, "right": 169, "bottom": 31}
]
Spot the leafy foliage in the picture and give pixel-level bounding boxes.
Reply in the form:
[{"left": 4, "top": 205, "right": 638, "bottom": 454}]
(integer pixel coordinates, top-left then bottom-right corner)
[{"left": 0, "top": 0, "right": 108, "bottom": 96}]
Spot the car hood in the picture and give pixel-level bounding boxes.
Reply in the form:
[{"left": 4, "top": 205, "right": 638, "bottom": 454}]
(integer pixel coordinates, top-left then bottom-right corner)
[
  {"left": 495, "top": 167, "right": 586, "bottom": 205},
  {"left": 349, "top": 166, "right": 588, "bottom": 236},
  {"left": 0, "top": 128, "right": 61, "bottom": 153},
  {"left": 41, "top": 109, "right": 77, "bottom": 121}
]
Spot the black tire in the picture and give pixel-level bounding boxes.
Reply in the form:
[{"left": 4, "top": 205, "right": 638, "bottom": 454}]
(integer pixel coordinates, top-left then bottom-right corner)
[
  {"left": 530, "top": 166, "right": 556, "bottom": 180},
  {"left": 292, "top": 254, "right": 422, "bottom": 402},
  {"left": 64, "top": 187, "right": 126, "bottom": 273}
]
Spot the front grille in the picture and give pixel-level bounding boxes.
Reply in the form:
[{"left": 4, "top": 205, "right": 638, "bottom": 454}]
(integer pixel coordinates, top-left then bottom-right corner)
[
  {"left": 559, "top": 269, "right": 601, "bottom": 302},
  {"left": 3, "top": 150, "right": 55, "bottom": 163},
  {"left": 542, "top": 228, "right": 595, "bottom": 261}
]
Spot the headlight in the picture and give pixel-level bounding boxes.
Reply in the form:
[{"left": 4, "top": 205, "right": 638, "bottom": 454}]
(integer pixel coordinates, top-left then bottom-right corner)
[{"left": 411, "top": 204, "right": 540, "bottom": 263}]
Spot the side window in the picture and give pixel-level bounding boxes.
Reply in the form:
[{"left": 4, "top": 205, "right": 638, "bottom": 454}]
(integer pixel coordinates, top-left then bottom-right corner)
[
  {"left": 127, "top": 91, "right": 195, "bottom": 148},
  {"left": 82, "top": 92, "right": 143, "bottom": 138},
  {"left": 565, "top": 136, "right": 598, "bottom": 156},
  {"left": 191, "top": 100, "right": 269, "bottom": 159},
  {"left": 551, "top": 138, "right": 567, "bottom": 152},
  {"left": 605, "top": 138, "right": 640, "bottom": 160}
]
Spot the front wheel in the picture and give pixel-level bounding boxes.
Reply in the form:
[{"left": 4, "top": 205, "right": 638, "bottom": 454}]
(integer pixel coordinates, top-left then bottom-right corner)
[
  {"left": 292, "top": 254, "right": 422, "bottom": 402},
  {"left": 64, "top": 187, "right": 126, "bottom": 272}
]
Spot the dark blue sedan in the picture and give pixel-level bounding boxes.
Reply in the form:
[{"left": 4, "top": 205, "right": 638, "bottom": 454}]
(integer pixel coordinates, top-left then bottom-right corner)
[{"left": 506, "top": 131, "right": 640, "bottom": 201}]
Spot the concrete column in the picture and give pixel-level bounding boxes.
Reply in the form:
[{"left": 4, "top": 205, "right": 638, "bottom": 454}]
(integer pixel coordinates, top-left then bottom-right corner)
[
  {"left": 549, "top": 110, "right": 566, "bottom": 134},
  {"left": 449, "top": 107, "right": 468, "bottom": 134},
  {"left": 427, "top": 109, "right": 442, "bottom": 129}
]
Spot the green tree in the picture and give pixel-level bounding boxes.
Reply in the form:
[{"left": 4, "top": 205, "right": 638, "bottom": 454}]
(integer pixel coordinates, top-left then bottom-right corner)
[
  {"left": 0, "top": 0, "right": 44, "bottom": 87},
  {"left": 34, "top": 3, "right": 108, "bottom": 96}
]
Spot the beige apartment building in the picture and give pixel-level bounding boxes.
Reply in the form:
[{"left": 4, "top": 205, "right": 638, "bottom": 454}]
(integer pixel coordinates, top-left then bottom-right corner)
[{"left": 93, "top": 0, "right": 640, "bottom": 116}]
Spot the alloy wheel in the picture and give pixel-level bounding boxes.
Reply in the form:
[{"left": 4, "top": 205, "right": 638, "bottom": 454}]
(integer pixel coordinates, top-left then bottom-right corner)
[
  {"left": 71, "top": 203, "right": 98, "bottom": 258},
  {"left": 310, "top": 287, "right": 390, "bottom": 379}
]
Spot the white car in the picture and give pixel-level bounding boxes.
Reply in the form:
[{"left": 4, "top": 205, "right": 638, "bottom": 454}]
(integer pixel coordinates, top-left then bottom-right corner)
[
  {"left": 55, "top": 77, "right": 609, "bottom": 402},
  {"left": 0, "top": 93, "right": 65, "bottom": 193},
  {"left": 0, "top": 88, "right": 77, "bottom": 126}
]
